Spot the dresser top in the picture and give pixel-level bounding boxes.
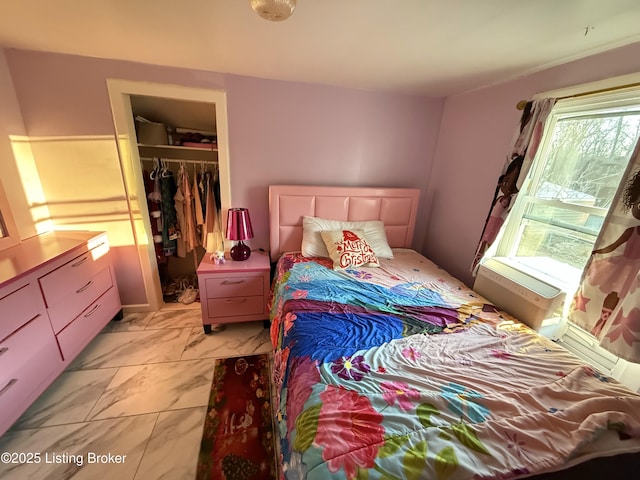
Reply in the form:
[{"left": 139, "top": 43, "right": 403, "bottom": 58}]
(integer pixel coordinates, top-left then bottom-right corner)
[{"left": 0, "top": 231, "right": 105, "bottom": 288}]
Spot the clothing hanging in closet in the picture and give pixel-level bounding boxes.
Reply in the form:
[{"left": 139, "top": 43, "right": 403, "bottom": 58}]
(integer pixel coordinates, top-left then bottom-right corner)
[
  {"left": 193, "top": 170, "right": 205, "bottom": 230},
  {"left": 143, "top": 158, "right": 222, "bottom": 258},
  {"left": 173, "top": 166, "right": 187, "bottom": 258},
  {"left": 202, "top": 170, "right": 223, "bottom": 253},
  {"left": 160, "top": 170, "right": 179, "bottom": 256},
  {"left": 143, "top": 168, "right": 164, "bottom": 262},
  {"left": 182, "top": 165, "right": 199, "bottom": 252}
]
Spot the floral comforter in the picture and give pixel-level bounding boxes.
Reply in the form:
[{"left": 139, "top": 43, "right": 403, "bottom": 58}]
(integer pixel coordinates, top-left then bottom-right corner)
[{"left": 269, "top": 250, "right": 640, "bottom": 480}]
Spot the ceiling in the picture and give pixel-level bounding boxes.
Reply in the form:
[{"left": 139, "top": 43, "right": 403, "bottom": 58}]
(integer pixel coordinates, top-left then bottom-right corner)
[{"left": 1, "top": 0, "right": 640, "bottom": 97}]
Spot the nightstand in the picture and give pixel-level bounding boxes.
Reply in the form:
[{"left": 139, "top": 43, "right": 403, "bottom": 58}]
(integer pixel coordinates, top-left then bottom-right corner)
[{"left": 196, "top": 251, "right": 271, "bottom": 334}]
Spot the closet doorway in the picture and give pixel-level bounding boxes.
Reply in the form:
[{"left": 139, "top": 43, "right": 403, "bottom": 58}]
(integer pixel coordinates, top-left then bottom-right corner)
[{"left": 107, "top": 80, "right": 231, "bottom": 311}]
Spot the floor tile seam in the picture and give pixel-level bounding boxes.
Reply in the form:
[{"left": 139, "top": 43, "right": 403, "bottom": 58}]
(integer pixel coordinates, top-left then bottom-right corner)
[
  {"left": 70, "top": 329, "right": 198, "bottom": 369},
  {"left": 130, "top": 411, "right": 160, "bottom": 480},
  {"left": 80, "top": 366, "right": 121, "bottom": 426},
  {"left": 177, "top": 326, "right": 202, "bottom": 360},
  {"left": 79, "top": 359, "right": 212, "bottom": 422},
  {"left": 93, "top": 357, "right": 216, "bottom": 371},
  {"left": 8, "top": 411, "right": 161, "bottom": 435},
  {"left": 89, "top": 403, "right": 210, "bottom": 423},
  {"left": 142, "top": 324, "right": 201, "bottom": 331},
  {"left": 180, "top": 347, "right": 264, "bottom": 362},
  {"left": 94, "top": 326, "right": 195, "bottom": 338}
]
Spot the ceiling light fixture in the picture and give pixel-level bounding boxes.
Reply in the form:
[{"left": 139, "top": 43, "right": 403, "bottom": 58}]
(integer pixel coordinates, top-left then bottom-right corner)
[{"left": 249, "top": 0, "right": 297, "bottom": 22}]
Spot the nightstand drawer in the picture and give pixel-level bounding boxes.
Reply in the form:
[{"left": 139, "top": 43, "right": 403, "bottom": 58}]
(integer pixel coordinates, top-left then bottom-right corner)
[
  {"left": 207, "top": 295, "right": 264, "bottom": 318},
  {"left": 205, "top": 275, "right": 264, "bottom": 299}
]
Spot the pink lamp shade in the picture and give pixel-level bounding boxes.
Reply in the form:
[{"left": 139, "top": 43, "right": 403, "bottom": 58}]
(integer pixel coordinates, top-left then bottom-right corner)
[{"left": 226, "top": 208, "right": 253, "bottom": 260}]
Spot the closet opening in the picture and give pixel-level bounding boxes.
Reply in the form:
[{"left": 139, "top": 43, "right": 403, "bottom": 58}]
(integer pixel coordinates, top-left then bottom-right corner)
[
  {"left": 132, "top": 95, "right": 223, "bottom": 307},
  {"left": 108, "top": 80, "right": 231, "bottom": 312}
]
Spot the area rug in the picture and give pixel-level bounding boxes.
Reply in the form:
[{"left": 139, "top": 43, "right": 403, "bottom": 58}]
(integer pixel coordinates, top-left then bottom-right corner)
[{"left": 197, "top": 353, "right": 276, "bottom": 480}]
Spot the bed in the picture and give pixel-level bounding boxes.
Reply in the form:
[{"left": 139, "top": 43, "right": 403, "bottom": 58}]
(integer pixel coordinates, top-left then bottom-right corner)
[{"left": 267, "top": 185, "right": 640, "bottom": 480}]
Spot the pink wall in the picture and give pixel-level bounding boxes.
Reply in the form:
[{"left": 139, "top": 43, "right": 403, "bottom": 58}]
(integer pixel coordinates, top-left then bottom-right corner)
[
  {"left": 426, "top": 41, "right": 640, "bottom": 287},
  {"left": 5, "top": 50, "right": 227, "bottom": 137},
  {"left": 6, "top": 43, "right": 640, "bottom": 297},
  {"left": 223, "top": 74, "right": 443, "bottom": 251},
  {"left": 0, "top": 49, "right": 34, "bottom": 239},
  {"left": 3, "top": 49, "right": 443, "bottom": 305}
]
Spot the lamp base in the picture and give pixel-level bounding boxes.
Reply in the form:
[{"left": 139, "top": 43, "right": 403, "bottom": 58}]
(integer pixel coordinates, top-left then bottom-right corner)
[{"left": 230, "top": 241, "right": 251, "bottom": 261}]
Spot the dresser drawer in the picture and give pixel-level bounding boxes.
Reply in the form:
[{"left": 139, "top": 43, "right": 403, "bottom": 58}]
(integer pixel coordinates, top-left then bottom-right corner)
[
  {"left": 206, "top": 295, "right": 265, "bottom": 318},
  {"left": 38, "top": 242, "right": 109, "bottom": 307},
  {"left": 56, "top": 286, "right": 120, "bottom": 362},
  {"left": 0, "top": 281, "right": 45, "bottom": 342},
  {"left": 47, "top": 266, "right": 114, "bottom": 334},
  {"left": 205, "top": 275, "right": 264, "bottom": 299},
  {"left": 0, "top": 315, "right": 64, "bottom": 434}
]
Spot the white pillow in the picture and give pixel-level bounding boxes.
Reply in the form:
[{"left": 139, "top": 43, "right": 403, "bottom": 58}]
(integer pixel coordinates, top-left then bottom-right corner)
[{"left": 302, "top": 216, "right": 394, "bottom": 258}]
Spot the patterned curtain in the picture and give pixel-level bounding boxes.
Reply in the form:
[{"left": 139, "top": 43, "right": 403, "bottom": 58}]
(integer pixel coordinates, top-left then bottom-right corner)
[
  {"left": 471, "top": 98, "right": 556, "bottom": 272},
  {"left": 569, "top": 140, "right": 640, "bottom": 363}
]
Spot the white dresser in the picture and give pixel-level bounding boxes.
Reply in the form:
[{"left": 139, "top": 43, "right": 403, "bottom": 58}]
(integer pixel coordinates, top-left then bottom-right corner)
[{"left": 0, "top": 231, "right": 122, "bottom": 435}]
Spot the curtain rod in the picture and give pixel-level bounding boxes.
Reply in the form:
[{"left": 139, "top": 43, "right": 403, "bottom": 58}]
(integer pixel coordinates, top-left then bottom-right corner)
[
  {"left": 516, "top": 81, "right": 640, "bottom": 110},
  {"left": 140, "top": 157, "right": 218, "bottom": 165}
]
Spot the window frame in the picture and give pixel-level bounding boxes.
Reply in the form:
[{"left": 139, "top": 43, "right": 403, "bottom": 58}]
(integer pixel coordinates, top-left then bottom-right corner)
[
  {"left": 494, "top": 87, "right": 640, "bottom": 286},
  {"left": 0, "top": 178, "right": 19, "bottom": 251}
]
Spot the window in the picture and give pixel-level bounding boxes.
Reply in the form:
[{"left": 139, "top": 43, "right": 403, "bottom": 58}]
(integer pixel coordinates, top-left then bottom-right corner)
[
  {"left": 495, "top": 89, "right": 640, "bottom": 289},
  {"left": 0, "top": 180, "right": 19, "bottom": 251}
]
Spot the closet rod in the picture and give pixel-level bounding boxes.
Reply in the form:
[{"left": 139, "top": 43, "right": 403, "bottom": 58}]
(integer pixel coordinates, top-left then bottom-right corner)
[{"left": 139, "top": 156, "right": 218, "bottom": 165}]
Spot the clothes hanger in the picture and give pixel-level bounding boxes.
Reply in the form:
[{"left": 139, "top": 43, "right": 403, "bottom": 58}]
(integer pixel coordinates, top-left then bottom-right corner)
[
  {"left": 161, "top": 159, "right": 171, "bottom": 178},
  {"left": 149, "top": 157, "right": 159, "bottom": 179}
]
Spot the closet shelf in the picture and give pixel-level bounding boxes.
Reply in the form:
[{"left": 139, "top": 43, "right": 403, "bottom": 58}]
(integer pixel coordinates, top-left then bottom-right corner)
[
  {"left": 138, "top": 143, "right": 217, "bottom": 162},
  {"left": 139, "top": 157, "right": 218, "bottom": 165},
  {"left": 137, "top": 143, "right": 218, "bottom": 152}
]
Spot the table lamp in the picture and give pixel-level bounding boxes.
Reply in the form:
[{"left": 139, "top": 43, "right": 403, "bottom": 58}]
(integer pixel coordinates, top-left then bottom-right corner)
[{"left": 226, "top": 208, "right": 253, "bottom": 261}]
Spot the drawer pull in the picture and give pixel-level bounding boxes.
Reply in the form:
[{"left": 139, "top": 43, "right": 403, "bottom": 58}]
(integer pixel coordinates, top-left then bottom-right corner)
[
  {"left": 0, "top": 378, "right": 17, "bottom": 398},
  {"left": 225, "top": 298, "right": 247, "bottom": 303},
  {"left": 221, "top": 279, "right": 245, "bottom": 285},
  {"left": 71, "top": 256, "right": 89, "bottom": 267},
  {"left": 76, "top": 280, "right": 94, "bottom": 293},
  {"left": 0, "top": 347, "right": 7, "bottom": 357},
  {"left": 84, "top": 303, "right": 101, "bottom": 317}
]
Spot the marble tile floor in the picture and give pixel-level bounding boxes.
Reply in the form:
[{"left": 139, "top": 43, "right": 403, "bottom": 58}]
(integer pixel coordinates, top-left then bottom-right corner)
[{"left": 0, "top": 306, "right": 272, "bottom": 480}]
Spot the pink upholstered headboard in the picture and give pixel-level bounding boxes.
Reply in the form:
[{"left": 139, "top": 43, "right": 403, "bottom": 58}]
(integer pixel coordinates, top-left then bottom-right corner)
[{"left": 269, "top": 185, "right": 421, "bottom": 260}]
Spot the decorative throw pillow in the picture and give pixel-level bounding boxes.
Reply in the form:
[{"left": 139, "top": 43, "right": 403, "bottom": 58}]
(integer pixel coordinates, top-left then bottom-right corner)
[
  {"left": 320, "top": 229, "right": 380, "bottom": 270},
  {"left": 302, "top": 216, "right": 394, "bottom": 259}
]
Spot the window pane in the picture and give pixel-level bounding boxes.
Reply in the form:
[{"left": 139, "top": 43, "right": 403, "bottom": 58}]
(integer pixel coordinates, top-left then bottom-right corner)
[
  {"left": 0, "top": 212, "right": 6, "bottom": 238},
  {"left": 535, "top": 112, "right": 640, "bottom": 210},
  {"left": 515, "top": 217, "right": 598, "bottom": 270},
  {"left": 524, "top": 202, "right": 605, "bottom": 237}
]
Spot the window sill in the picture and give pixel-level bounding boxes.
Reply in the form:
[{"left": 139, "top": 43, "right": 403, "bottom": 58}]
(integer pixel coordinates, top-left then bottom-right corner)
[{"left": 497, "top": 256, "right": 582, "bottom": 295}]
